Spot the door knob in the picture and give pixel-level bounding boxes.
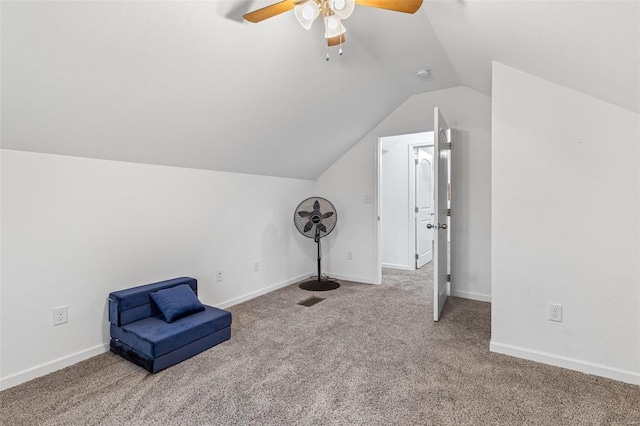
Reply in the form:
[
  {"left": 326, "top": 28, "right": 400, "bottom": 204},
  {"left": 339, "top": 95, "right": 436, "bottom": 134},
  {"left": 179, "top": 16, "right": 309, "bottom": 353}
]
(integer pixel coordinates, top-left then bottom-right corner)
[{"left": 427, "top": 223, "right": 447, "bottom": 230}]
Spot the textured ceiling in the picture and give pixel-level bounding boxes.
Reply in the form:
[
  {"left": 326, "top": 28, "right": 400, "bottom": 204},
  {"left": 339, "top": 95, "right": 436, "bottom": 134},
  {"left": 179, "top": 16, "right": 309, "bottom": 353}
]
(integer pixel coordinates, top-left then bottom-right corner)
[{"left": 2, "top": 1, "right": 638, "bottom": 180}]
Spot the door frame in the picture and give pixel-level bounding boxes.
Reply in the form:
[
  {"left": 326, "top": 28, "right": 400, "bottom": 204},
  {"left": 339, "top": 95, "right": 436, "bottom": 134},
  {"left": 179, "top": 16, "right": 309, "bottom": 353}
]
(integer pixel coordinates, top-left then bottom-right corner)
[{"left": 376, "top": 131, "right": 433, "bottom": 281}]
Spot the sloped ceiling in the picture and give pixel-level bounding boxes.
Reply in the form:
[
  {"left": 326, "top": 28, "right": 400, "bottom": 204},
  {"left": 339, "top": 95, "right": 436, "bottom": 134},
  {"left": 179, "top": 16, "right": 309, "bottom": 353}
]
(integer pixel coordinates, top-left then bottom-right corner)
[
  {"left": 2, "top": 1, "right": 638, "bottom": 180},
  {"left": 426, "top": 0, "right": 639, "bottom": 114},
  {"left": 0, "top": 1, "right": 459, "bottom": 180}
]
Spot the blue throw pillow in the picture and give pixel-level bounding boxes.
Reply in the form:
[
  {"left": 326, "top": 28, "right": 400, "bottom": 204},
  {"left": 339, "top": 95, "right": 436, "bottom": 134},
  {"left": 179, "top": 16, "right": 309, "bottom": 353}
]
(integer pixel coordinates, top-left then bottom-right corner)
[{"left": 150, "top": 284, "right": 205, "bottom": 323}]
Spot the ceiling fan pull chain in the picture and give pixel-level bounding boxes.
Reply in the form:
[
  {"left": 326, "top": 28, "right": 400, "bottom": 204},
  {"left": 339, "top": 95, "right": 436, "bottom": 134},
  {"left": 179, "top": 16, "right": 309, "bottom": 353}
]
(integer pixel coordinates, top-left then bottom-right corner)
[
  {"left": 339, "top": 32, "right": 343, "bottom": 56},
  {"left": 326, "top": 43, "right": 330, "bottom": 61}
]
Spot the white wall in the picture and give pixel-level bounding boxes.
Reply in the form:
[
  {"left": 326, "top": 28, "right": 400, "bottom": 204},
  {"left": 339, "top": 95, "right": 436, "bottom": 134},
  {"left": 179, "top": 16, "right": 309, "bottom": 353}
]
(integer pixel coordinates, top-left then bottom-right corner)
[
  {"left": 315, "top": 86, "right": 492, "bottom": 302},
  {"left": 380, "top": 133, "right": 433, "bottom": 270},
  {"left": 0, "top": 150, "right": 315, "bottom": 389},
  {"left": 490, "top": 62, "right": 640, "bottom": 385},
  {"left": 0, "top": 149, "right": 3, "bottom": 384}
]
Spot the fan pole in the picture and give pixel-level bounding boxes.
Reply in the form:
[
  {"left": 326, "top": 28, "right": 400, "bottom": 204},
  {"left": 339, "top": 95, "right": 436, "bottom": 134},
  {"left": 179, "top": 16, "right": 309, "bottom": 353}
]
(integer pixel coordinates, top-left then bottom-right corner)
[{"left": 316, "top": 229, "right": 322, "bottom": 282}]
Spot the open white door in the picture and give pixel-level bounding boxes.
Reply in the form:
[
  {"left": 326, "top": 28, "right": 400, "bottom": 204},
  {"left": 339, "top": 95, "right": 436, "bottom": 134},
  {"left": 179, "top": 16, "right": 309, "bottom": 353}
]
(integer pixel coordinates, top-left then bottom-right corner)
[
  {"left": 415, "top": 148, "right": 433, "bottom": 268},
  {"left": 433, "top": 108, "right": 451, "bottom": 321}
]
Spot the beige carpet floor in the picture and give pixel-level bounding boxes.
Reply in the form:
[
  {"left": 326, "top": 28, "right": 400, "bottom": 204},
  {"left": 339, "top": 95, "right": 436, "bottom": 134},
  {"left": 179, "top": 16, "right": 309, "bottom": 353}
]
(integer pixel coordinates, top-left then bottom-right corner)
[{"left": 1, "top": 265, "right": 639, "bottom": 425}]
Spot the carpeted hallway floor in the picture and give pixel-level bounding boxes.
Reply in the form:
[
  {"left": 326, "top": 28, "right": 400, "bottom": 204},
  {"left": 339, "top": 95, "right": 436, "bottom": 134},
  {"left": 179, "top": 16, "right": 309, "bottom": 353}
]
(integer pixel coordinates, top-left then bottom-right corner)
[{"left": 1, "top": 265, "right": 639, "bottom": 425}]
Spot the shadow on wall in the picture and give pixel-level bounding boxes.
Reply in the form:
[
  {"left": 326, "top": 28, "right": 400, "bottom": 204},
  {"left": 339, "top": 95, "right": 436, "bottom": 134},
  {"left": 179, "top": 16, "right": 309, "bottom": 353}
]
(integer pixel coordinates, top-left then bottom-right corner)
[
  {"left": 101, "top": 302, "right": 110, "bottom": 346},
  {"left": 260, "top": 222, "right": 308, "bottom": 285},
  {"left": 452, "top": 128, "right": 470, "bottom": 284},
  {"left": 219, "top": 0, "right": 256, "bottom": 23}
]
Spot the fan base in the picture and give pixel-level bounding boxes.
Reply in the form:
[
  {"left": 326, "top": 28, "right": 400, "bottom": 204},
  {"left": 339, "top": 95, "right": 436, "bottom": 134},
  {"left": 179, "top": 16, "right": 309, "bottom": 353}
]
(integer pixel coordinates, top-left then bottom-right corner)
[{"left": 299, "top": 279, "right": 340, "bottom": 292}]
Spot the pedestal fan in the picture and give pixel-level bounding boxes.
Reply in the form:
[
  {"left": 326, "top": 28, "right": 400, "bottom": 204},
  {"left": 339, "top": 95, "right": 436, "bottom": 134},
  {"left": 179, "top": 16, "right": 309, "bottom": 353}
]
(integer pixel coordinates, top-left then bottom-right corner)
[{"left": 294, "top": 197, "right": 339, "bottom": 291}]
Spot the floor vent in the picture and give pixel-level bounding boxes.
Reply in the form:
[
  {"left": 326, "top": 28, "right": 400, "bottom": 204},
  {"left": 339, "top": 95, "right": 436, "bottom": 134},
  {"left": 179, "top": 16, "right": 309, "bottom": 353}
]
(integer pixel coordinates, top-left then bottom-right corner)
[{"left": 298, "top": 296, "right": 325, "bottom": 307}]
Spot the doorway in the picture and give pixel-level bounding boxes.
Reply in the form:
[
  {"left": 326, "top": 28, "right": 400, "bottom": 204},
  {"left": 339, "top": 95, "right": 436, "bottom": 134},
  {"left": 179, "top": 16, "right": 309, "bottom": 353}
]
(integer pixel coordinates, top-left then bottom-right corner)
[
  {"left": 379, "top": 132, "right": 434, "bottom": 271},
  {"left": 376, "top": 107, "right": 453, "bottom": 321}
]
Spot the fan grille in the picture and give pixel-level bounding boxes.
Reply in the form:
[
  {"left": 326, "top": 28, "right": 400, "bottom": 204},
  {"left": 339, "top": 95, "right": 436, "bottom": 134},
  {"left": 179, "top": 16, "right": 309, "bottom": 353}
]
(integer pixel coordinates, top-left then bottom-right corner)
[{"left": 294, "top": 197, "right": 337, "bottom": 238}]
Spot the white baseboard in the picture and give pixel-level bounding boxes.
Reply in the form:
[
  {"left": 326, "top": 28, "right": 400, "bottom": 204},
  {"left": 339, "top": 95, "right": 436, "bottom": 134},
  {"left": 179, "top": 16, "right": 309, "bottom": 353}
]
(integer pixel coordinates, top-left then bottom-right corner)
[
  {"left": 381, "top": 263, "right": 413, "bottom": 271},
  {"left": 0, "top": 343, "right": 110, "bottom": 391},
  {"left": 216, "top": 272, "right": 314, "bottom": 309},
  {"left": 490, "top": 341, "right": 640, "bottom": 386},
  {"left": 324, "top": 272, "right": 379, "bottom": 285},
  {"left": 450, "top": 289, "right": 491, "bottom": 303},
  {"left": 1, "top": 273, "right": 314, "bottom": 391}
]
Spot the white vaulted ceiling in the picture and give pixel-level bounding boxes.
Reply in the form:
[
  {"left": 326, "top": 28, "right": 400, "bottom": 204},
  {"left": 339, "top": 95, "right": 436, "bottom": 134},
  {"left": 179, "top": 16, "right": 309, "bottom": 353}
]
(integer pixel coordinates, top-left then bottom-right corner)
[
  {"left": 2, "top": 1, "right": 638, "bottom": 179},
  {"left": 425, "top": 0, "right": 640, "bottom": 114}
]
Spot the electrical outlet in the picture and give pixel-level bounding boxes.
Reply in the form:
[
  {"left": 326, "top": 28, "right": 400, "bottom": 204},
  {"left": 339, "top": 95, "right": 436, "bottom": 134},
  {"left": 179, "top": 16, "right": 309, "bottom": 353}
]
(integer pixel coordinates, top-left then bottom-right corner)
[
  {"left": 347, "top": 251, "right": 353, "bottom": 260},
  {"left": 216, "top": 269, "right": 224, "bottom": 282},
  {"left": 548, "top": 303, "right": 563, "bottom": 322},
  {"left": 253, "top": 261, "right": 260, "bottom": 272},
  {"left": 53, "top": 306, "right": 68, "bottom": 326}
]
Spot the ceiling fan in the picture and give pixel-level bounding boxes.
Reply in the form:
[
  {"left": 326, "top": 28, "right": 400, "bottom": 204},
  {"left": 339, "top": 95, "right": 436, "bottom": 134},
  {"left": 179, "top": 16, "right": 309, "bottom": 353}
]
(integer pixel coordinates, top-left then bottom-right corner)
[{"left": 243, "top": 0, "right": 423, "bottom": 57}]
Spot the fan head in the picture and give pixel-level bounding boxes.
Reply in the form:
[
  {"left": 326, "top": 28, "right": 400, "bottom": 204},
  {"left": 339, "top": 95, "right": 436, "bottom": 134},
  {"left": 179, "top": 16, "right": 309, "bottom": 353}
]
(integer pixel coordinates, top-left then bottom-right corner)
[{"left": 294, "top": 197, "right": 337, "bottom": 238}]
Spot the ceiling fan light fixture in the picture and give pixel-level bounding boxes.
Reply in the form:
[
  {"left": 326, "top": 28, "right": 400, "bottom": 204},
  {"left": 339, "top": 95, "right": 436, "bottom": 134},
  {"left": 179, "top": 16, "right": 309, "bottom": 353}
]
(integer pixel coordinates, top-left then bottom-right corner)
[
  {"left": 294, "top": 1, "right": 320, "bottom": 30},
  {"left": 243, "top": 0, "right": 424, "bottom": 58},
  {"left": 324, "top": 15, "right": 346, "bottom": 38},
  {"left": 329, "top": 0, "right": 355, "bottom": 19}
]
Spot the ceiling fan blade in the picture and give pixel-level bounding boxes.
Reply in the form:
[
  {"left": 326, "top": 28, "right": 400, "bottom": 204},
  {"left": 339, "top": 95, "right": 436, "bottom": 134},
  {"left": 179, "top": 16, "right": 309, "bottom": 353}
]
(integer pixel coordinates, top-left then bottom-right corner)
[
  {"left": 243, "top": 1, "right": 296, "bottom": 23},
  {"left": 327, "top": 34, "right": 346, "bottom": 47},
  {"left": 304, "top": 221, "right": 313, "bottom": 233},
  {"left": 354, "top": 0, "right": 423, "bottom": 14}
]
